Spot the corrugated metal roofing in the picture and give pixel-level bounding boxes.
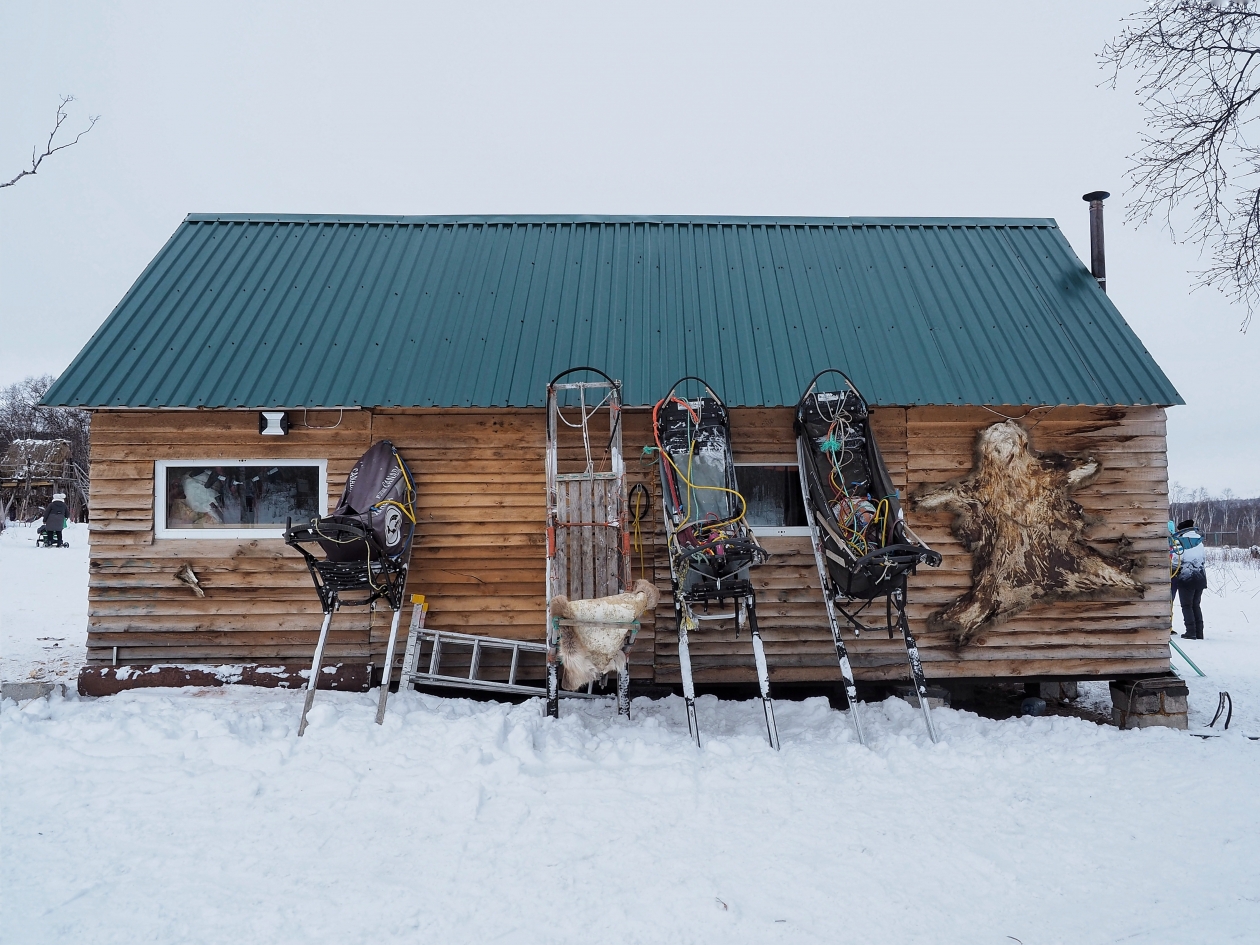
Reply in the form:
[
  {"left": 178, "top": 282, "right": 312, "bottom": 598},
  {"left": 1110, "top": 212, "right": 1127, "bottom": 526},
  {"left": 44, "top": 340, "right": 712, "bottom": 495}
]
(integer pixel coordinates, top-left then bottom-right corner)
[{"left": 43, "top": 214, "right": 1181, "bottom": 409}]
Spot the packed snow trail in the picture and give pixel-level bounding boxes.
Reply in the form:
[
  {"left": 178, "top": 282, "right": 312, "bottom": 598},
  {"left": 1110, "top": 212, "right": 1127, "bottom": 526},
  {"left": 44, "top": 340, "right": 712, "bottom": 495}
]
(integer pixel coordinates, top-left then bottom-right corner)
[{"left": 0, "top": 523, "right": 87, "bottom": 686}]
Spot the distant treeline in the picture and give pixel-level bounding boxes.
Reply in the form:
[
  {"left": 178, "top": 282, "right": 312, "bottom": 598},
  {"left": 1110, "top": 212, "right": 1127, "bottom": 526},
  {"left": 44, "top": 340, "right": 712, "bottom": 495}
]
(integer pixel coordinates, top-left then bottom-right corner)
[{"left": 1169, "top": 487, "right": 1260, "bottom": 547}]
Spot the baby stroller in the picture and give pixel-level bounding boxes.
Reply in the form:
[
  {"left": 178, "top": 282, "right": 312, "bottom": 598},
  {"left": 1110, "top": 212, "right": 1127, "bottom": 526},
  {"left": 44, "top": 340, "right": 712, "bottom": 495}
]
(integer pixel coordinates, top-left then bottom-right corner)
[
  {"left": 795, "top": 370, "right": 942, "bottom": 743},
  {"left": 37, "top": 493, "right": 70, "bottom": 548},
  {"left": 285, "top": 440, "right": 417, "bottom": 734}
]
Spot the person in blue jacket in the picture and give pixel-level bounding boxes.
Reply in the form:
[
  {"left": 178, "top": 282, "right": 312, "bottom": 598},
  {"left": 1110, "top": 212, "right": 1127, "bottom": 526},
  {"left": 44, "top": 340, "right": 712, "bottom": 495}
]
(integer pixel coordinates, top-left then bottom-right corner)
[{"left": 1171, "top": 519, "right": 1208, "bottom": 639}]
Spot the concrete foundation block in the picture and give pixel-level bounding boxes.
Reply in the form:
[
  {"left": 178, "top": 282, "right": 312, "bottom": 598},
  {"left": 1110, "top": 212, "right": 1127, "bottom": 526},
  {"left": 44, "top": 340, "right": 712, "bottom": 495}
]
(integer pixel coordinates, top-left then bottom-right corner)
[
  {"left": 1110, "top": 676, "right": 1190, "bottom": 731},
  {"left": 1163, "top": 694, "right": 1188, "bottom": 714},
  {"left": 1111, "top": 708, "right": 1188, "bottom": 730},
  {"left": 892, "top": 684, "right": 951, "bottom": 711},
  {"left": 1, "top": 681, "right": 66, "bottom": 702}
]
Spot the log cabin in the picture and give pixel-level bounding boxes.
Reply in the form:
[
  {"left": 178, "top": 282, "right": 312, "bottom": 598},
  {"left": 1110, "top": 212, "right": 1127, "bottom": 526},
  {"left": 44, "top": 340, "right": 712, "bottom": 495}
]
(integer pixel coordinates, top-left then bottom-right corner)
[{"left": 42, "top": 214, "right": 1181, "bottom": 697}]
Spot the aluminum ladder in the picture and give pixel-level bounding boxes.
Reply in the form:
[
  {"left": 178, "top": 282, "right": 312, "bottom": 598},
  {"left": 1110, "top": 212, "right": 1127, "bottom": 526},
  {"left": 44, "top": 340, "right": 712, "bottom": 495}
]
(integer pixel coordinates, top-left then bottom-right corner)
[{"left": 396, "top": 595, "right": 621, "bottom": 700}]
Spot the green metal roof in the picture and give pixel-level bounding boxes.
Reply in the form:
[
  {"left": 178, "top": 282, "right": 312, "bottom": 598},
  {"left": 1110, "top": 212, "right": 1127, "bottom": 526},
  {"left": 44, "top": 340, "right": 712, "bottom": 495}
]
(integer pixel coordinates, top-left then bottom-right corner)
[{"left": 43, "top": 214, "right": 1181, "bottom": 409}]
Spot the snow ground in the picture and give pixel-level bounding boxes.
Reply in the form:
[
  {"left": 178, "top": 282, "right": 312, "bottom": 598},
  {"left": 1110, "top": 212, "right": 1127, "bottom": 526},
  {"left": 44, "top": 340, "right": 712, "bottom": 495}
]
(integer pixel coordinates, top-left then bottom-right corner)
[
  {"left": 2, "top": 540, "right": 1259, "bottom": 944},
  {"left": 0, "top": 522, "right": 87, "bottom": 686}
]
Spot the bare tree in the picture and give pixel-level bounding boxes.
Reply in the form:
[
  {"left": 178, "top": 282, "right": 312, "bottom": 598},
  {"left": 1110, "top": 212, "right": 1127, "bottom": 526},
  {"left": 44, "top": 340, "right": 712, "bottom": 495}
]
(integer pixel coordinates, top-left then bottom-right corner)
[
  {"left": 1, "top": 95, "right": 98, "bottom": 190},
  {"left": 1102, "top": 2, "right": 1260, "bottom": 330},
  {"left": 0, "top": 375, "right": 91, "bottom": 522},
  {"left": 1171, "top": 489, "right": 1260, "bottom": 545}
]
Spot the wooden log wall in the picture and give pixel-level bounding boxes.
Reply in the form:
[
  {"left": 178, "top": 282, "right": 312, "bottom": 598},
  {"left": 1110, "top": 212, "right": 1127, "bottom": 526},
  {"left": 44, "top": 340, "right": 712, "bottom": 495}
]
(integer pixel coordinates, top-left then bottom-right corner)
[
  {"left": 85, "top": 404, "right": 1170, "bottom": 684},
  {"left": 651, "top": 405, "right": 1171, "bottom": 684},
  {"left": 88, "top": 410, "right": 375, "bottom": 666},
  {"left": 86, "top": 408, "right": 661, "bottom": 681}
]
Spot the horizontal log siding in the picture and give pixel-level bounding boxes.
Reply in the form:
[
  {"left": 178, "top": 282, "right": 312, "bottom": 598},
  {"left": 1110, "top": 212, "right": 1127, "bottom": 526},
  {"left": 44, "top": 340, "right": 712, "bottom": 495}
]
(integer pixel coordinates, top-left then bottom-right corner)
[
  {"left": 86, "top": 408, "right": 661, "bottom": 679},
  {"left": 902, "top": 405, "right": 1171, "bottom": 679},
  {"left": 371, "top": 409, "right": 658, "bottom": 680},
  {"left": 85, "top": 404, "right": 1170, "bottom": 683},
  {"left": 648, "top": 405, "right": 1169, "bottom": 684},
  {"left": 87, "top": 410, "right": 375, "bottom": 665}
]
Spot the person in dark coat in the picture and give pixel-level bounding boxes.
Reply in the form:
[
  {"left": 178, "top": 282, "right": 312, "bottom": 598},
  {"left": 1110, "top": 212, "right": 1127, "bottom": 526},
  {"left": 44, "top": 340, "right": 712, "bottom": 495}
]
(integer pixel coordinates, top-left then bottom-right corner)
[
  {"left": 39, "top": 492, "right": 69, "bottom": 546},
  {"left": 1167, "top": 520, "right": 1181, "bottom": 601},
  {"left": 1171, "top": 519, "right": 1208, "bottom": 639}
]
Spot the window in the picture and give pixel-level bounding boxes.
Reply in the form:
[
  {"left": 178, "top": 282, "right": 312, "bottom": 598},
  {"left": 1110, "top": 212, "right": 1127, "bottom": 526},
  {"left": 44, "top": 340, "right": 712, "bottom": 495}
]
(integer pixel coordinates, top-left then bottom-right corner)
[
  {"left": 155, "top": 460, "right": 327, "bottom": 539},
  {"left": 736, "top": 464, "right": 810, "bottom": 537}
]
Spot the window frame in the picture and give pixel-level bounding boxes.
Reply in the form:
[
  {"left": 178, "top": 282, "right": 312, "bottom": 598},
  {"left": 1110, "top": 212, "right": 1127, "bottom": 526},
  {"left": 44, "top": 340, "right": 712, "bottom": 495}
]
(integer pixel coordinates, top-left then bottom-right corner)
[
  {"left": 734, "top": 462, "right": 812, "bottom": 538},
  {"left": 154, "top": 458, "right": 328, "bottom": 540}
]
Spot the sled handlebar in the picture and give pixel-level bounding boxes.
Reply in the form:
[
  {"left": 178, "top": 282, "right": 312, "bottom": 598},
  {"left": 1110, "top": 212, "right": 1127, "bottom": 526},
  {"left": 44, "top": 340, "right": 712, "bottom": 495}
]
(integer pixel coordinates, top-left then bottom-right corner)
[
  {"left": 658, "top": 375, "right": 725, "bottom": 409},
  {"left": 795, "top": 369, "right": 867, "bottom": 420},
  {"left": 547, "top": 366, "right": 621, "bottom": 392}
]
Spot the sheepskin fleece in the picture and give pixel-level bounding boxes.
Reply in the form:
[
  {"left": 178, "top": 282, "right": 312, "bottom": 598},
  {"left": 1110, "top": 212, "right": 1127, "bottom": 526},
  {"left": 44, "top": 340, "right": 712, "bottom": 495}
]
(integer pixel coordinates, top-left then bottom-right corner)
[
  {"left": 913, "top": 421, "right": 1143, "bottom": 646},
  {"left": 551, "top": 580, "right": 659, "bottom": 690}
]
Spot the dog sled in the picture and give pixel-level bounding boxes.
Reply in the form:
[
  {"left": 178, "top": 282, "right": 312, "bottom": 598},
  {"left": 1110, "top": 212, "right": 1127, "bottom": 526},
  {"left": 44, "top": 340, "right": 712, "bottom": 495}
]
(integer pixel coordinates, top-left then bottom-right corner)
[
  {"left": 795, "top": 370, "right": 943, "bottom": 743},
  {"left": 542, "top": 368, "right": 654, "bottom": 718},
  {"left": 384, "top": 368, "right": 649, "bottom": 719},
  {"left": 285, "top": 440, "right": 418, "bottom": 735},
  {"left": 654, "top": 377, "right": 777, "bottom": 749}
]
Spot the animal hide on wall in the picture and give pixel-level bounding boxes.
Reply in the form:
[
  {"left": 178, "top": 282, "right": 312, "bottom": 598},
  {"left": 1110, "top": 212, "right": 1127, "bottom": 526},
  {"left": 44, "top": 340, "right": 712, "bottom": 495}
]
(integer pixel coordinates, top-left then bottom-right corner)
[{"left": 913, "top": 421, "right": 1143, "bottom": 646}]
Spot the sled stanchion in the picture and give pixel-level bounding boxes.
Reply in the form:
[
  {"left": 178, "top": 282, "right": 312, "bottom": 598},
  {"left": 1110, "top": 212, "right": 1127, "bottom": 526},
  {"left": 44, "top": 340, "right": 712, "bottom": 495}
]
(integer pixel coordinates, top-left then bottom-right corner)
[
  {"left": 677, "top": 616, "right": 700, "bottom": 747},
  {"left": 616, "top": 662, "right": 631, "bottom": 718},
  {"left": 798, "top": 438, "right": 868, "bottom": 746},
  {"left": 747, "top": 599, "right": 779, "bottom": 750},
  {"left": 375, "top": 604, "right": 406, "bottom": 724},
  {"left": 298, "top": 610, "right": 334, "bottom": 737},
  {"left": 895, "top": 583, "right": 939, "bottom": 744},
  {"left": 545, "top": 616, "right": 561, "bottom": 718}
]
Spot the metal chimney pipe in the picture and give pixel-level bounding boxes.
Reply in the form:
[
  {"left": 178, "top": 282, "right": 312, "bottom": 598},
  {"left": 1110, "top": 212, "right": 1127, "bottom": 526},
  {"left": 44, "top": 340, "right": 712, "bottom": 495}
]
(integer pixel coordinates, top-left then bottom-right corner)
[{"left": 1082, "top": 190, "right": 1110, "bottom": 293}]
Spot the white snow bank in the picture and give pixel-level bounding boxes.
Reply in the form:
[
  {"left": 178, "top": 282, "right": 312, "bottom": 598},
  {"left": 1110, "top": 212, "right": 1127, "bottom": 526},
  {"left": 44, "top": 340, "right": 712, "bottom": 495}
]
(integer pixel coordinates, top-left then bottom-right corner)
[
  {"left": 4, "top": 684, "right": 1260, "bottom": 944},
  {"left": 3, "top": 533, "right": 1259, "bottom": 943}
]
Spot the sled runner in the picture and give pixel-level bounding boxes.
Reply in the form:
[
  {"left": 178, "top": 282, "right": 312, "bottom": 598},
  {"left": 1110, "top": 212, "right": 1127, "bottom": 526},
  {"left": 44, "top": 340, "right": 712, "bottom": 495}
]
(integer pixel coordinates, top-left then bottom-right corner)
[
  {"left": 654, "top": 377, "right": 777, "bottom": 749},
  {"left": 795, "top": 370, "right": 943, "bottom": 743},
  {"left": 388, "top": 368, "right": 646, "bottom": 717},
  {"left": 285, "top": 440, "right": 417, "bottom": 735}
]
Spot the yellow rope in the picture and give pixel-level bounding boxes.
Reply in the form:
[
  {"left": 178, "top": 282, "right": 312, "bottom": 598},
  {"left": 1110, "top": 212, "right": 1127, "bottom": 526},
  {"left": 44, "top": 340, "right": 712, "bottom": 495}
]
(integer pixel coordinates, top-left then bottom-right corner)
[{"left": 631, "top": 486, "right": 648, "bottom": 581}]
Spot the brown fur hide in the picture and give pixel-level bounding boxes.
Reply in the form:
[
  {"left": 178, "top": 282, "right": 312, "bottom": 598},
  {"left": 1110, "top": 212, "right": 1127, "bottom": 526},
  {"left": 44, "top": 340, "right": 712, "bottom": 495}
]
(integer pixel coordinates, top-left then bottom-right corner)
[
  {"left": 551, "top": 580, "right": 659, "bottom": 690},
  {"left": 913, "top": 421, "right": 1142, "bottom": 646}
]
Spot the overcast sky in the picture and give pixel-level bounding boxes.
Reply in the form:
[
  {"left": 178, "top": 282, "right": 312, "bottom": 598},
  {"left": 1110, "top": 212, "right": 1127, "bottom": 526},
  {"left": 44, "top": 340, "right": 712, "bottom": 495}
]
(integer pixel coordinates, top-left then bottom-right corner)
[{"left": 2, "top": 1, "right": 1256, "bottom": 495}]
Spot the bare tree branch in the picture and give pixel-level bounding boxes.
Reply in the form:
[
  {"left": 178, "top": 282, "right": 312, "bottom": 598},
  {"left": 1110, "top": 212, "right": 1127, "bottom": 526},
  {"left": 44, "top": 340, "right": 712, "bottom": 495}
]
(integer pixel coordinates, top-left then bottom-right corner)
[
  {"left": 1102, "top": 2, "right": 1260, "bottom": 331},
  {"left": 1, "top": 95, "right": 98, "bottom": 190}
]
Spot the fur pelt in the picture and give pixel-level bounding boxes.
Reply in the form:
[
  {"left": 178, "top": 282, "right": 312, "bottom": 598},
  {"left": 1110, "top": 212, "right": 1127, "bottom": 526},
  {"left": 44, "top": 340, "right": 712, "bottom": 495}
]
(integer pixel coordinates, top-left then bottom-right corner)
[
  {"left": 913, "top": 421, "right": 1142, "bottom": 646},
  {"left": 551, "top": 580, "right": 659, "bottom": 690}
]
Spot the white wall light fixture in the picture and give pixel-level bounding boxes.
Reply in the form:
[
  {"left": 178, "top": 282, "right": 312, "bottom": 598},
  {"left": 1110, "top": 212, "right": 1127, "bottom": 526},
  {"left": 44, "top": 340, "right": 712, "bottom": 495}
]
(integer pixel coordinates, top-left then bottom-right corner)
[{"left": 259, "top": 411, "right": 290, "bottom": 436}]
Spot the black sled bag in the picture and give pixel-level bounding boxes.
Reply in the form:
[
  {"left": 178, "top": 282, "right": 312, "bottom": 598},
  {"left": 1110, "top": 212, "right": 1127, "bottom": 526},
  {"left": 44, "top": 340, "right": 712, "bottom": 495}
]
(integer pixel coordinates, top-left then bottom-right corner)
[
  {"left": 796, "top": 388, "right": 909, "bottom": 599},
  {"left": 315, "top": 440, "right": 416, "bottom": 562}
]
